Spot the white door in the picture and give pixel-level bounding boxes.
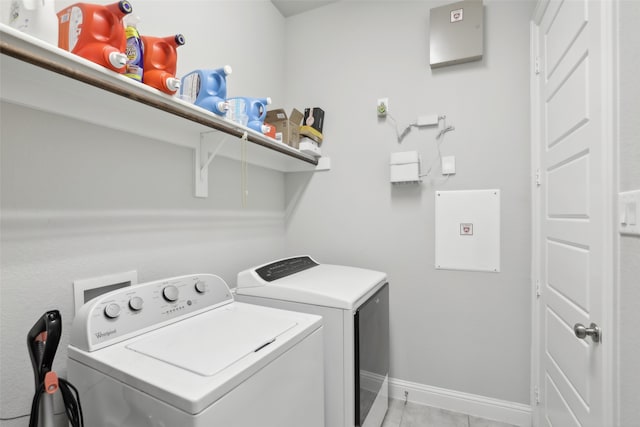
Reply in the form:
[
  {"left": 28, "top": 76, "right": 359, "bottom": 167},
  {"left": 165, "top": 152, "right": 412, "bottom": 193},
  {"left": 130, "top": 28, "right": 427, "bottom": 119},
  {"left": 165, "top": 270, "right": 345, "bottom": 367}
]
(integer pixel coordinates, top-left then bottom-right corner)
[{"left": 531, "top": 1, "right": 614, "bottom": 426}]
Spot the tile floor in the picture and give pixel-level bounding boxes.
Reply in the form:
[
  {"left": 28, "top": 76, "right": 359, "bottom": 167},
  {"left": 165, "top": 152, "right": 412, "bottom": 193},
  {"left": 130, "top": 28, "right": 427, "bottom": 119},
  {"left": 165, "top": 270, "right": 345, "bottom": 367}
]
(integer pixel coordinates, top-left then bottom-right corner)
[{"left": 381, "top": 399, "right": 519, "bottom": 427}]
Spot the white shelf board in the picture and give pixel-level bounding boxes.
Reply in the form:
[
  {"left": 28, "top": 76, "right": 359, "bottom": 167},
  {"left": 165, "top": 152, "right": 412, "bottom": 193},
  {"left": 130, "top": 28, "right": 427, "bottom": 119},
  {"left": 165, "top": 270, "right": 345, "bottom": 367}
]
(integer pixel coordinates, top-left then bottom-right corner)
[{"left": 0, "top": 24, "right": 320, "bottom": 174}]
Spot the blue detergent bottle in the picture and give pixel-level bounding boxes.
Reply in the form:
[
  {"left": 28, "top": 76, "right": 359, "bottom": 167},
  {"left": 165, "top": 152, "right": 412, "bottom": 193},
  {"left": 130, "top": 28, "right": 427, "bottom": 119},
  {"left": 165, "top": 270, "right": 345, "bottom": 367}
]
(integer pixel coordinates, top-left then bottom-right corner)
[
  {"left": 235, "top": 97, "right": 272, "bottom": 133},
  {"left": 180, "top": 66, "right": 232, "bottom": 115}
]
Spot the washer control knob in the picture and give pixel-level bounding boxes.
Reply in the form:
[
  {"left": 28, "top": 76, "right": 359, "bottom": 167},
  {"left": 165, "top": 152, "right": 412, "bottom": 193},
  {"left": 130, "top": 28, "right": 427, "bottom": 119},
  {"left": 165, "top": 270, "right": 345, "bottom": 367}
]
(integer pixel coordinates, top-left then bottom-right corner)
[
  {"left": 194, "top": 280, "right": 207, "bottom": 294},
  {"left": 129, "top": 296, "right": 144, "bottom": 311},
  {"left": 162, "top": 285, "right": 179, "bottom": 302},
  {"left": 104, "top": 303, "right": 121, "bottom": 319}
]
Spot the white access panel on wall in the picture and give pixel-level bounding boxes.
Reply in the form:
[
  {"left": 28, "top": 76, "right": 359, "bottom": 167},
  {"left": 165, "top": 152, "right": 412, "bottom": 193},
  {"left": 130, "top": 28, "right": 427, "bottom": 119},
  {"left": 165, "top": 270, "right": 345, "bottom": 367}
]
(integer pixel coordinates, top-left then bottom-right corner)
[{"left": 435, "top": 189, "right": 500, "bottom": 272}]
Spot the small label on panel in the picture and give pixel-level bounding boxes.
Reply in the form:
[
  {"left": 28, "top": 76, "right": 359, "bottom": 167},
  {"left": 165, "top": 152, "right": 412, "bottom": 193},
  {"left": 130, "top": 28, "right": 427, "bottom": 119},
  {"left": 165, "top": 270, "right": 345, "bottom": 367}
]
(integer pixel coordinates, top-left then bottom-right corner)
[
  {"left": 460, "top": 223, "right": 473, "bottom": 235},
  {"left": 450, "top": 8, "right": 463, "bottom": 23}
]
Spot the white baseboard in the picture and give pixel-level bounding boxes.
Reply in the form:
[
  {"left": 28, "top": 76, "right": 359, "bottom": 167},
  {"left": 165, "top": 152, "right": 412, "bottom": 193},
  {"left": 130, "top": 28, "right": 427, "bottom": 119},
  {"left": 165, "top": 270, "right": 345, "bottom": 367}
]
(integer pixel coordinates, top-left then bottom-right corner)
[
  {"left": 388, "top": 377, "right": 532, "bottom": 427},
  {"left": 361, "top": 370, "right": 386, "bottom": 393}
]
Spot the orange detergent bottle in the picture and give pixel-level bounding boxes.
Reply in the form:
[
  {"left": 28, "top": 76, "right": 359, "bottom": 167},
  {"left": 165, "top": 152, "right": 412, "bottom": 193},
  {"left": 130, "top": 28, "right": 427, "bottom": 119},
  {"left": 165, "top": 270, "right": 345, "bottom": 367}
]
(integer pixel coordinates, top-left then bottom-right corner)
[
  {"left": 141, "top": 34, "right": 185, "bottom": 95},
  {"left": 57, "top": 1, "right": 132, "bottom": 72}
]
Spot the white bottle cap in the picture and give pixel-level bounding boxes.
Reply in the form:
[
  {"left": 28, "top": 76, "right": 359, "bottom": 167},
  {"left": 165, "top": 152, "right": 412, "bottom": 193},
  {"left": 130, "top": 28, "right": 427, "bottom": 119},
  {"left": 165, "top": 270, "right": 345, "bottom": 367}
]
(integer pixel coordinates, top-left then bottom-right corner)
[
  {"left": 123, "top": 15, "right": 141, "bottom": 27},
  {"left": 166, "top": 78, "right": 181, "bottom": 92},
  {"left": 218, "top": 101, "right": 230, "bottom": 112},
  {"left": 110, "top": 52, "right": 128, "bottom": 68},
  {"left": 223, "top": 65, "right": 233, "bottom": 75},
  {"left": 266, "top": 97, "right": 272, "bottom": 105}
]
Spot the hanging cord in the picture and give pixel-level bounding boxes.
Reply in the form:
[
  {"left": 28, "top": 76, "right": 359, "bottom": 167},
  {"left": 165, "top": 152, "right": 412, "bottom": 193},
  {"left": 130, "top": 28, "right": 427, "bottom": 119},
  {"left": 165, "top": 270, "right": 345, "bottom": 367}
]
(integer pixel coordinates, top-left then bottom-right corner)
[
  {"left": 387, "top": 113, "right": 414, "bottom": 143},
  {"left": 29, "top": 377, "right": 84, "bottom": 427},
  {"left": 388, "top": 114, "right": 454, "bottom": 145},
  {"left": 241, "top": 131, "right": 248, "bottom": 208},
  {"left": 420, "top": 115, "right": 455, "bottom": 178}
]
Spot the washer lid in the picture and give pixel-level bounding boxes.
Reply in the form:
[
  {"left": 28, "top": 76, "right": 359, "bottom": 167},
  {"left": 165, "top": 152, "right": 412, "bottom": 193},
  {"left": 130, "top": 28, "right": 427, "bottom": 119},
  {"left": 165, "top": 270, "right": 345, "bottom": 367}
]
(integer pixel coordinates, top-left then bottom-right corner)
[
  {"left": 126, "top": 307, "right": 297, "bottom": 376},
  {"left": 237, "top": 258, "right": 387, "bottom": 309},
  {"left": 68, "top": 302, "right": 322, "bottom": 415}
]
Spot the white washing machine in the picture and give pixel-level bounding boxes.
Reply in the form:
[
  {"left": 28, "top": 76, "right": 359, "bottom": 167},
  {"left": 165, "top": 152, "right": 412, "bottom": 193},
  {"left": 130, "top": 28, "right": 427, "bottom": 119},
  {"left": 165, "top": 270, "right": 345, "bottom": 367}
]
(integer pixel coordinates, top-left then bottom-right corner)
[
  {"left": 67, "top": 273, "right": 325, "bottom": 427},
  {"left": 236, "top": 256, "right": 389, "bottom": 427}
]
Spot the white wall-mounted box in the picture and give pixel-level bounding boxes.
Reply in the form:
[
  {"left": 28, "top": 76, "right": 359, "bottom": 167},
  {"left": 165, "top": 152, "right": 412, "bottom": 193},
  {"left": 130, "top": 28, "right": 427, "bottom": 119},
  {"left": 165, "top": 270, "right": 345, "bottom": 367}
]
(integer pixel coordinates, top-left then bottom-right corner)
[
  {"left": 435, "top": 189, "right": 500, "bottom": 272},
  {"left": 429, "top": 0, "right": 484, "bottom": 69},
  {"left": 390, "top": 151, "right": 421, "bottom": 184}
]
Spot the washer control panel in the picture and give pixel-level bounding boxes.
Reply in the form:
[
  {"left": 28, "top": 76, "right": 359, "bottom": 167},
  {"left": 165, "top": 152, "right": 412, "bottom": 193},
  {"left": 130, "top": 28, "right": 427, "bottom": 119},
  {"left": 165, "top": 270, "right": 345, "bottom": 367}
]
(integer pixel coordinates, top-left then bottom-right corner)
[{"left": 70, "top": 274, "right": 233, "bottom": 352}]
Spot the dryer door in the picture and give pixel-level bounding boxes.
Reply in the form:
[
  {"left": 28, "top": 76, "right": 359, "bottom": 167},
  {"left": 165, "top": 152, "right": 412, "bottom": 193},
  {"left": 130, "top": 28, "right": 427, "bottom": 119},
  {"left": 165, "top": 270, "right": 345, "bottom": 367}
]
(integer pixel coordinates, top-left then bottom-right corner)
[{"left": 354, "top": 283, "right": 389, "bottom": 427}]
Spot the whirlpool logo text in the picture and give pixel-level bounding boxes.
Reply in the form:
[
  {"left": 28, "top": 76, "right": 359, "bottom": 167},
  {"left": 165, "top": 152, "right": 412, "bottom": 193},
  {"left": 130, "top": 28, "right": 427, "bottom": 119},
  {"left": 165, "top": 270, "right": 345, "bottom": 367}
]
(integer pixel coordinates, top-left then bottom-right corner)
[{"left": 95, "top": 329, "right": 117, "bottom": 339}]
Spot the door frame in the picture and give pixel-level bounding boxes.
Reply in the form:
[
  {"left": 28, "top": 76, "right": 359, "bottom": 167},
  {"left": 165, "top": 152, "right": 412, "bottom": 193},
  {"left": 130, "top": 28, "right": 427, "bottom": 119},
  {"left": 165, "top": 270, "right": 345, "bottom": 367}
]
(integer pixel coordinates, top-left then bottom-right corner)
[{"left": 529, "top": 0, "right": 618, "bottom": 426}]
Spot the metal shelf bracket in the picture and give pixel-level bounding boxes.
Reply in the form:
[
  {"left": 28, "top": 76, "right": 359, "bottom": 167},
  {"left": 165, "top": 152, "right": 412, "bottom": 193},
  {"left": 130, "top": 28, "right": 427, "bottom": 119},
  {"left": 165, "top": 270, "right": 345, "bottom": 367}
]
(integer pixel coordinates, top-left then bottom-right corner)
[{"left": 195, "top": 132, "right": 229, "bottom": 198}]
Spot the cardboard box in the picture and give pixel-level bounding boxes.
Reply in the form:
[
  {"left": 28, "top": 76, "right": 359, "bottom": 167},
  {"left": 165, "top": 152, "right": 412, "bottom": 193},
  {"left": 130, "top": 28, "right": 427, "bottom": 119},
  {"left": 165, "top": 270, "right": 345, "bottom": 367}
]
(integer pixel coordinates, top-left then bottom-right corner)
[
  {"left": 303, "top": 107, "right": 324, "bottom": 133},
  {"left": 265, "top": 108, "right": 304, "bottom": 148}
]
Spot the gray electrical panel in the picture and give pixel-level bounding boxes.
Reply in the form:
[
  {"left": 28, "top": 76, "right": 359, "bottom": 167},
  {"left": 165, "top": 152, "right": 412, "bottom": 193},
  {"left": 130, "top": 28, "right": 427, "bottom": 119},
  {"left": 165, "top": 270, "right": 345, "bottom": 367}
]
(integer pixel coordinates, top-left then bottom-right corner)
[{"left": 429, "top": 0, "right": 483, "bottom": 69}]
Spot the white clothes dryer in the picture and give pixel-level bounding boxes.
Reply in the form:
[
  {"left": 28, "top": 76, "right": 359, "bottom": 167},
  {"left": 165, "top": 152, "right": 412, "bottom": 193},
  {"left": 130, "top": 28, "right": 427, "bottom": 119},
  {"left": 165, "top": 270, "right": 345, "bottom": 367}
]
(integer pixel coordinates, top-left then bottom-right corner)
[
  {"left": 67, "top": 273, "right": 324, "bottom": 427},
  {"left": 236, "top": 256, "right": 389, "bottom": 427}
]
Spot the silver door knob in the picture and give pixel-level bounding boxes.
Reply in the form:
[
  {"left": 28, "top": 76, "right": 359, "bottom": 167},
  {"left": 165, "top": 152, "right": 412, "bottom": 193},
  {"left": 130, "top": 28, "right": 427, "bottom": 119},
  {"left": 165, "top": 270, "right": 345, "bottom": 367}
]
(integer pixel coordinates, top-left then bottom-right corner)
[{"left": 574, "top": 323, "right": 601, "bottom": 343}]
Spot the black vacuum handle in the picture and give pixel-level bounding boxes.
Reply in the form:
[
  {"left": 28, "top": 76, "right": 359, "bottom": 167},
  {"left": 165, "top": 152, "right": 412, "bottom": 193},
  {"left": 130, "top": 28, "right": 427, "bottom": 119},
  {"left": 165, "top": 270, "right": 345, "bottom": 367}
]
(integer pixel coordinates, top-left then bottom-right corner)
[{"left": 27, "top": 310, "right": 62, "bottom": 386}]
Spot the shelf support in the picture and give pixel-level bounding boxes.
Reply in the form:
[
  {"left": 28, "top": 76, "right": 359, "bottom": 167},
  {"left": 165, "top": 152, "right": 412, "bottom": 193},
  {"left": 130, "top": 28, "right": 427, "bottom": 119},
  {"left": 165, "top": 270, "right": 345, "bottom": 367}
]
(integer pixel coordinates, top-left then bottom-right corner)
[
  {"left": 315, "top": 157, "right": 331, "bottom": 171},
  {"left": 195, "top": 132, "right": 229, "bottom": 198}
]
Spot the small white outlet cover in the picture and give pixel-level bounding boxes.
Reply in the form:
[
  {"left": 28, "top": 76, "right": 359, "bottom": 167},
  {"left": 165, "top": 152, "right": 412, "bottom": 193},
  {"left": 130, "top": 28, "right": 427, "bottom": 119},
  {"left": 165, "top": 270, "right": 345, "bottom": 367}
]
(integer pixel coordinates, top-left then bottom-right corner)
[
  {"left": 619, "top": 190, "right": 640, "bottom": 236},
  {"left": 442, "top": 156, "right": 456, "bottom": 175}
]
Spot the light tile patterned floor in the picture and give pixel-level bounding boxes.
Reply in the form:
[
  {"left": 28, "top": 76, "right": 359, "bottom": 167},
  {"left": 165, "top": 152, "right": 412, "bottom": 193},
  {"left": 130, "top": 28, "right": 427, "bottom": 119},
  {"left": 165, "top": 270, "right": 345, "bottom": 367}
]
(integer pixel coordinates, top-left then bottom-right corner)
[{"left": 381, "top": 399, "right": 518, "bottom": 427}]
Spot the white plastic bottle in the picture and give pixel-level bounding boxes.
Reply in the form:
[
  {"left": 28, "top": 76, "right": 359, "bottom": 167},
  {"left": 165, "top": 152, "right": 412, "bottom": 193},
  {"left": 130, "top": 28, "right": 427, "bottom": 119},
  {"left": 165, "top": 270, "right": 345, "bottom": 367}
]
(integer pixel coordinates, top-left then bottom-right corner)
[{"left": 8, "top": 0, "right": 58, "bottom": 45}]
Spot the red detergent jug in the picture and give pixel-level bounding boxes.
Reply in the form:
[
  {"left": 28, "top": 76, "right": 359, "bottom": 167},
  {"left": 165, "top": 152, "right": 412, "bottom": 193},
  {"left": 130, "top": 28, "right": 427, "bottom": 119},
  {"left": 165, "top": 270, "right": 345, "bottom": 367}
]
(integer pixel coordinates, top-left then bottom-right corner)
[
  {"left": 57, "top": 0, "right": 132, "bottom": 72},
  {"left": 141, "top": 34, "right": 185, "bottom": 95}
]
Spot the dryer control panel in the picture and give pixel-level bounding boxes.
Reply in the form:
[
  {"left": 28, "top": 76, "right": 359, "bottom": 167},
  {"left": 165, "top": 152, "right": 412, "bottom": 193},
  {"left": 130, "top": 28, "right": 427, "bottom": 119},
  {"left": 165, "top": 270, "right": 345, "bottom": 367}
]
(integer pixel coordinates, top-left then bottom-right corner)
[
  {"left": 70, "top": 274, "right": 233, "bottom": 352},
  {"left": 255, "top": 256, "right": 318, "bottom": 282},
  {"left": 238, "top": 255, "right": 319, "bottom": 287}
]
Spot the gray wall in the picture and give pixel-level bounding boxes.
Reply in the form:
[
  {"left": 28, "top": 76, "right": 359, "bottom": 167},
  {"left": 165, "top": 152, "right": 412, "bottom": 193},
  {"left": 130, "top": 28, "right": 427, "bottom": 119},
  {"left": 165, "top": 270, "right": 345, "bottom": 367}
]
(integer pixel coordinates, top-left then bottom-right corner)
[
  {"left": 10, "top": 0, "right": 619, "bottom": 424},
  {"left": 0, "top": 1, "right": 286, "bottom": 425},
  {"left": 283, "top": 1, "right": 533, "bottom": 404},
  {"left": 617, "top": 0, "right": 640, "bottom": 425}
]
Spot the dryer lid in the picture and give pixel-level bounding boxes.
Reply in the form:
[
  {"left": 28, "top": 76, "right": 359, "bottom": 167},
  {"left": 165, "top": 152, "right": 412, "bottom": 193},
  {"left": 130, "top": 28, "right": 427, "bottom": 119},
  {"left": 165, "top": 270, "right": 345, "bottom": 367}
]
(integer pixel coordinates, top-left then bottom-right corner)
[{"left": 126, "top": 306, "right": 297, "bottom": 376}]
